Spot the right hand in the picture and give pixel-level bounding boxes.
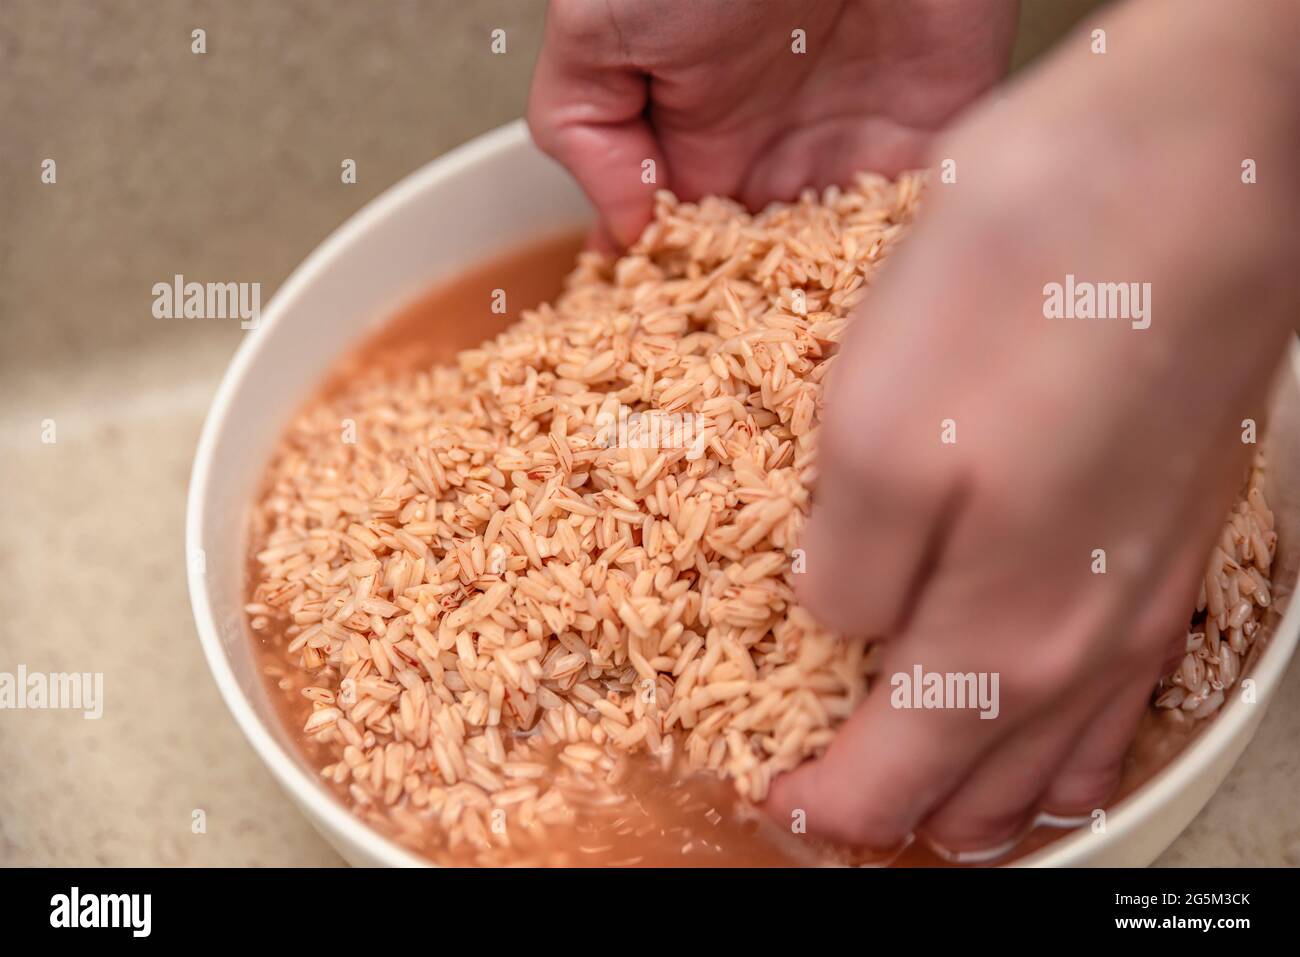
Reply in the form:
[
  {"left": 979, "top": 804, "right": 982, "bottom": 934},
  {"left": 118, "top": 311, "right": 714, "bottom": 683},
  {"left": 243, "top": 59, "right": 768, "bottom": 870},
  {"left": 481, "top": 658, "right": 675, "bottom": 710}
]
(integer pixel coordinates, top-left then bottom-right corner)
[
  {"left": 527, "top": 0, "right": 1018, "bottom": 247},
  {"left": 768, "top": 0, "right": 1300, "bottom": 854}
]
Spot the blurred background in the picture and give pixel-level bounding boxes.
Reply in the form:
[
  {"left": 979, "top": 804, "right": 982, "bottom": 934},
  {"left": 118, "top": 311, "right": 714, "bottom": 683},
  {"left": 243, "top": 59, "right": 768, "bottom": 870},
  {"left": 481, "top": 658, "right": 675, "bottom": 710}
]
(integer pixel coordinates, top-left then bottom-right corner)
[{"left": 2, "top": 0, "right": 1296, "bottom": 866}]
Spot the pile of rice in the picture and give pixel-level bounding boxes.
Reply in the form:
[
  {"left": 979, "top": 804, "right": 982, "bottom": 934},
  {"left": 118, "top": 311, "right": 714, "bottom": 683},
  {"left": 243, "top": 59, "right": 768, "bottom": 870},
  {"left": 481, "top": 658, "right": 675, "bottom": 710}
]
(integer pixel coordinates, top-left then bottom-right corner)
[
  {"left": 247, "top": 172, "right": 1274, "bottom": 861},
  {"left": 1157, "top": 463, "right": 1275, "bottom": 720},
  {"left": 248, "top": 174, "right": 917, "bottom": 857}
]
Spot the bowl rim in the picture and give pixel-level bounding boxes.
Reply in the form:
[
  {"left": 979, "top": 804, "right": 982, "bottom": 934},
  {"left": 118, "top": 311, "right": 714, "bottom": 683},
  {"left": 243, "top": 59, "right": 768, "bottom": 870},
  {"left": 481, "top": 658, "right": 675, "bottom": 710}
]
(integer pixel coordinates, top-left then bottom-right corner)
[
  {"left": 185, "top": 123, "right": 546, "bottom": 868},
  {"left": 188, "top": 118, "right": 1300, "bottom": 867}
]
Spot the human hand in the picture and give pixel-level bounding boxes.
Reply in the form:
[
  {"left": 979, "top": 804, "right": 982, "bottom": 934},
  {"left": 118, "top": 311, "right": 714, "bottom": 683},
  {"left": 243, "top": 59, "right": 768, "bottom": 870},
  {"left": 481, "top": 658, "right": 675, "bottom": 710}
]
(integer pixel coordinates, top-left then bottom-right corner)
[
  {"left": 768, "top": 0, "right": 1300, "bottom": 855},
  {"left": 527, "top": 0, "right": 1019, "bottom": 247}
]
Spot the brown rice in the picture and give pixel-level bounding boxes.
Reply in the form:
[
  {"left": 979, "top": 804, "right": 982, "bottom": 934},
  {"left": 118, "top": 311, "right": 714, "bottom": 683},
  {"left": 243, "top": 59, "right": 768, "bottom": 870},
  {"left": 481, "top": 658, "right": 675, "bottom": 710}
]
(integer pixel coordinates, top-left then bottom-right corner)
[
  {"left": 1155, "top": 464, "right": 1276, "bottom": 721},
  {"left": 247, "top": 171, "right": 1274, "bottom": 863}
]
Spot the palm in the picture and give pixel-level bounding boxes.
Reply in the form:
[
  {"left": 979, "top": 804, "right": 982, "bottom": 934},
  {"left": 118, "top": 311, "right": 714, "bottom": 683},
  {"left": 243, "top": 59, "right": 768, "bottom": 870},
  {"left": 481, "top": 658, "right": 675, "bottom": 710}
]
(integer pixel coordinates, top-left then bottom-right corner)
[
  {"left": 631, "top": 0, "right": 1017, "bottom": 205},
  {"left": 531, "top": 0, "right": 1018, "bottom": 243}
]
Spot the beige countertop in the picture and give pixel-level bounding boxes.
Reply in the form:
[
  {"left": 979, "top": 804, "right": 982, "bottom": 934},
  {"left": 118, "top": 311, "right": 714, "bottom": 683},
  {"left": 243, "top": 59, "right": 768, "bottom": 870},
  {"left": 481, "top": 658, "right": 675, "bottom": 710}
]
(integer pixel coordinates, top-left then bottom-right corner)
[{"left": 2, "top": 0, "right": 1296, "bottom": 867}]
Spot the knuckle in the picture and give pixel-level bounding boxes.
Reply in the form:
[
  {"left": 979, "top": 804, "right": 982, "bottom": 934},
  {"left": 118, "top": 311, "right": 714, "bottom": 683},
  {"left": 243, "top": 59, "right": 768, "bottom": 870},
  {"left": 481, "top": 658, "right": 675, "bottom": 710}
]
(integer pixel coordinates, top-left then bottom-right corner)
[
  {"left": 547, "top": 0, "right": 621, "bottom": 43},
  {"left": 1047, "top": 764, "right": 1122, "bottom": 813}
]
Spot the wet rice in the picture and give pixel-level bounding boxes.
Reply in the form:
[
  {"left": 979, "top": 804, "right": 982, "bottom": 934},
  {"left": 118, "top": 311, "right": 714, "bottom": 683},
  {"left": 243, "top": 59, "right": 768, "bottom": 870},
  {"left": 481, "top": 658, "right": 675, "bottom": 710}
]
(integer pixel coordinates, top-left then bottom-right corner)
[{"left": 247, "top": 172, "right": 1275, "bottom": 861}]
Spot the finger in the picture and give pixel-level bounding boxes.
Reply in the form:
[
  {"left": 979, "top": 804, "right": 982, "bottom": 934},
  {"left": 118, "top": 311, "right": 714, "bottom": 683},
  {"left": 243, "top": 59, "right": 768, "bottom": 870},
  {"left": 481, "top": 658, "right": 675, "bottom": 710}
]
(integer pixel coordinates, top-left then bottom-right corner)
[
  {"left": 584, "top": 220, "right": 619, "bottom": 256},
  {"left": 795, "top": 216, "right": 972, "bottom": 639},
  {"left": 797, "top": 465, "right": 954, "bottom": 638},
  {"left": 1044, "top": 550, "right": 1212, "bottom": 814},
  {"left": 740, "top": 118, "right": 934, "bottom": 211},
  {"left": 1040, "top": 668, "right": 1160, "bottom": 815},
  {"left": 795, "top": 287, "right": 961, "bottom": 639},
  {"left": 766, "top": 638, "right": 1006, "bottom": 850},
  {"left": 526, "top": 21, "right": 665, "bottom": 248},
  {"left": 918, "top": 692, "right": 1096, "bottom": 856}
]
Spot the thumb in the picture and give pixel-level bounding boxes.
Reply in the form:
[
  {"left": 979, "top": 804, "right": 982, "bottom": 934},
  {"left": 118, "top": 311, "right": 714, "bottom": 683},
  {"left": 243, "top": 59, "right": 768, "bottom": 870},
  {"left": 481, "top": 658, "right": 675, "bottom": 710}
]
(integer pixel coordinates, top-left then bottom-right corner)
[{"left": 527, "top": 29, "right": 665, "bottom": 249}]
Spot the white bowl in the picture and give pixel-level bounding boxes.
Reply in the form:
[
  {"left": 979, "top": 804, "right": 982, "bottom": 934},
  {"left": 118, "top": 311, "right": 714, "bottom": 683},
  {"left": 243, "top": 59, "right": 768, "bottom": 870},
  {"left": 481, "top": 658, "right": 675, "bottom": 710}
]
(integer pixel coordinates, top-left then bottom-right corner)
[{"left": 187, "top": 119, "right": 1300, "bottom": 867}]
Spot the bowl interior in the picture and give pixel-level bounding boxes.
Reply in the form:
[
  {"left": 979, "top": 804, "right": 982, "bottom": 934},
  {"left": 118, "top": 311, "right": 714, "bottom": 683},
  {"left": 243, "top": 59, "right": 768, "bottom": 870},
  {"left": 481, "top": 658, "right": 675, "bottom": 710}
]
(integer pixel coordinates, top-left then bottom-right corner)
[
  {"left": 190, "top": 121, "right": 1300, "bottom": 866},
  {"left": 188, "top": 122, "right": 591, "bottom": 864}
]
